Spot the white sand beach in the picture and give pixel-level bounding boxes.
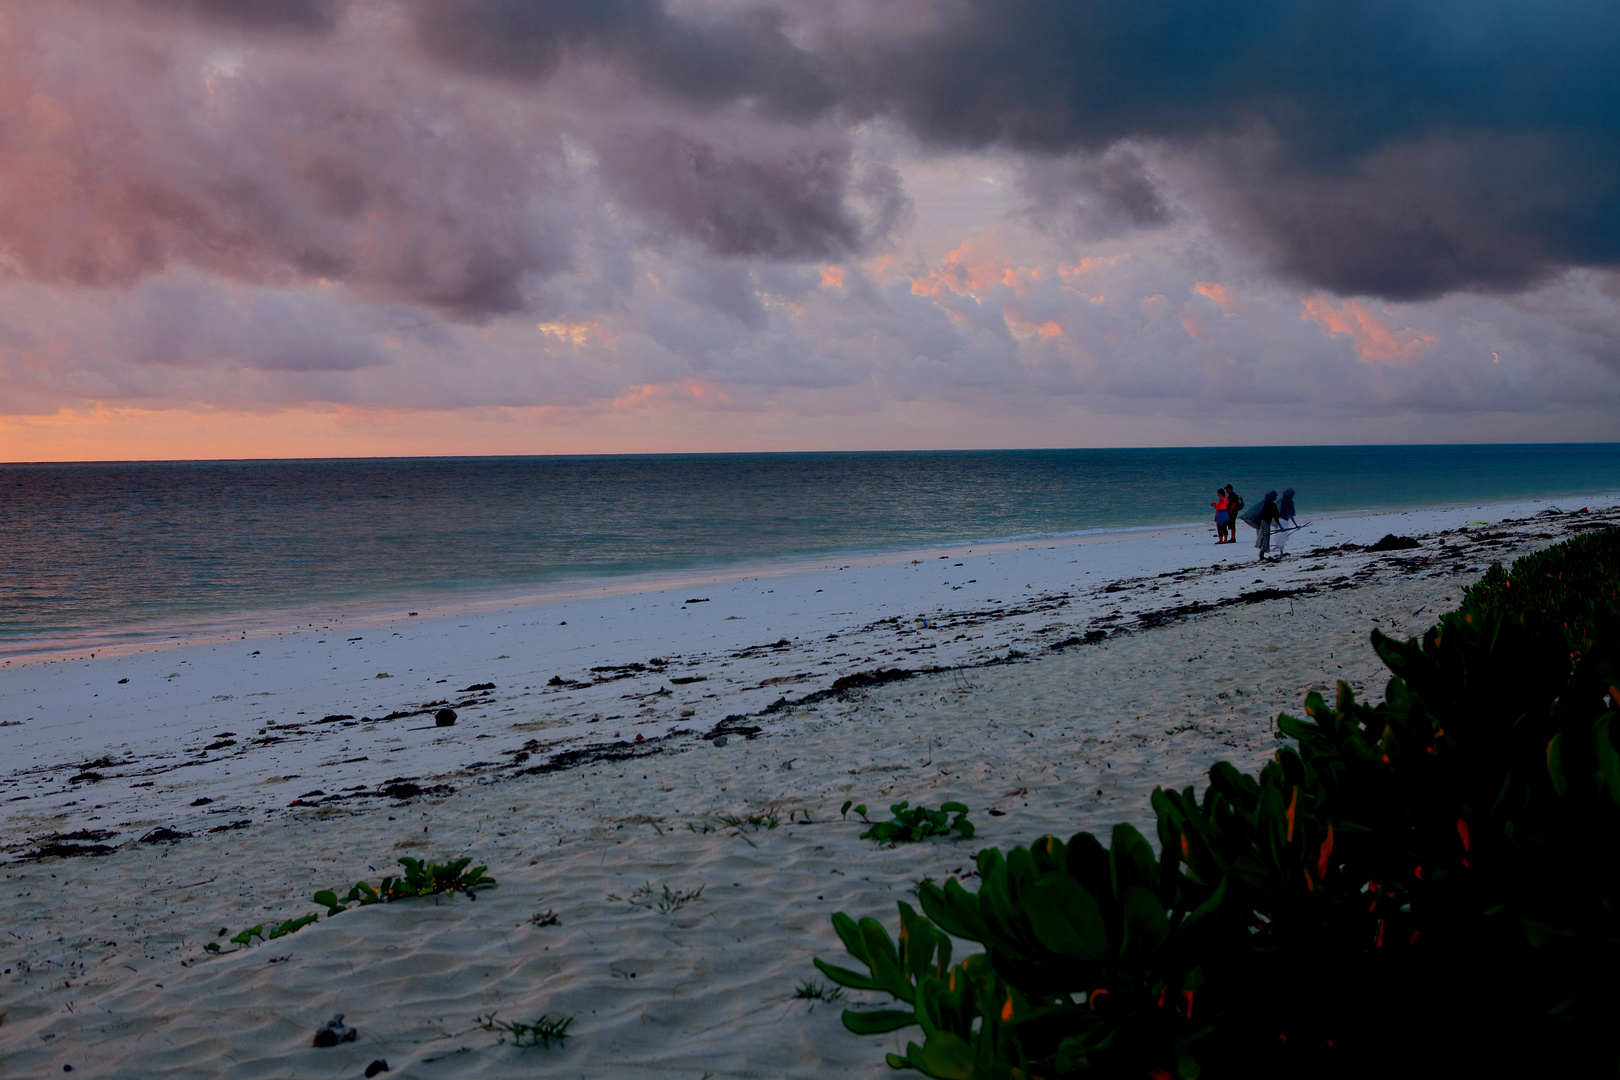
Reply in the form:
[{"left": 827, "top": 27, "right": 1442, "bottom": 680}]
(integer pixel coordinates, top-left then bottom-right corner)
[{"left": 3, "top": 494, "right": 1618, "bottom": 1077}]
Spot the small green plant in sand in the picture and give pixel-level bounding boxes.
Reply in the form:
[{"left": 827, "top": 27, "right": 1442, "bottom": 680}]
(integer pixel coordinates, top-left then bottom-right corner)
[
  {"left": 795, "top": 979, "right": 845, "bottom": 1011},
  {"left": 847, "top": 800, "right": 974, "bottom": 843},
  {"left": 204, "top": 912, "right": 320, "bottom": 952},
  {"left": 608, "top": 880, "right": 705, "bottom": 912},
  {"left": 719, "top": 810, "right": 780, "bottom": 831},
  {"left": 476, "top": 1012, "right": 573, "bottom": 1048},
  {"left": 315, "top": 856, "right": 496, "bottom": 915}
]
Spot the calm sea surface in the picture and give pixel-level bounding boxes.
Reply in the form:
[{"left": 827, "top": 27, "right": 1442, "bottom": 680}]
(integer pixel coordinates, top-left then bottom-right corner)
[{"left": 4, "top": 444, "right": 1618, "bottom": 652}]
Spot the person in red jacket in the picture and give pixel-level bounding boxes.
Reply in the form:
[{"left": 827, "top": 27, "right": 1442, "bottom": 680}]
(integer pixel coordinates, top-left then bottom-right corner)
[{"left": 1211, "top": 489, "right": 1231, "bottom": 543}]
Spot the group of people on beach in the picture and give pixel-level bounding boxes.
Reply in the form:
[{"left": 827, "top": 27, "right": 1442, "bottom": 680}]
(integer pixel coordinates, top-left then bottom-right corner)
[{"left": 1212, "top": 485, "right": 1298, "bottom": 560}]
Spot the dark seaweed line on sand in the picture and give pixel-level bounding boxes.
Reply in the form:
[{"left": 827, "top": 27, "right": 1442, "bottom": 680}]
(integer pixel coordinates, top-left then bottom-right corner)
[{"left": 13, "top": 514, "right": 1613, "bottom": 863}]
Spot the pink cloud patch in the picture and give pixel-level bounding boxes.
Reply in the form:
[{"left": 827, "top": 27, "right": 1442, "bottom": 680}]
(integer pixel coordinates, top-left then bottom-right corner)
[
  {"left": 1193, "top": 281, "right": 1241, "bottom": 313},
  {"left": 1300, "top": 295, "right": 1437, "bottom": 363}
]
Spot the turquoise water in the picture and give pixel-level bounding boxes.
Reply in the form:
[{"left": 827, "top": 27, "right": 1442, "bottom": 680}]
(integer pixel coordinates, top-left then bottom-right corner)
[{"left": 3, "top": 444, "right": 1618, "bottom": 650}]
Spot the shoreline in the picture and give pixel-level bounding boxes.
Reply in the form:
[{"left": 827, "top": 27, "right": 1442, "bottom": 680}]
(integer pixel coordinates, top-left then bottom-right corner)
[
  {"left": 5, "top": 489, "right": 1612, "bottom": 666},
  {"left": 2, "top": 493, "right": 1617, "bottom": 1075},
  {"left": 3, "top": 493, "right": 1616, "bottom": 833}
]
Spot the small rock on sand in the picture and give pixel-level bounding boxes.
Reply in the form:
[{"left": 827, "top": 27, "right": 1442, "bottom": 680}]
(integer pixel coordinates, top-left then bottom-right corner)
[{"left": 312, "top": 1014, "right": 357, "bottom": 1047}]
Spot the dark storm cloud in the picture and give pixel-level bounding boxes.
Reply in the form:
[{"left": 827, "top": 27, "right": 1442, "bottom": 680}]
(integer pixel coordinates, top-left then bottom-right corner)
[
  {"left": 1208, "top": 130, "right": 1620, "bottom": 298},
  {"left": 598, "top": 132, "right": 876, "bottom": 260},
  {"left": 826, "top": 0, "right": 1620, "bottom": 299},
  {"left": 1018, "top": 147, "right": 1172, "bottom": 240},
  {"left": 14, "top": 0, "right": 1620, "bottom": 324},
  {"left": 411, "top": 0, "right": 835, "bottom": 118},
  {"left": 146, "top": 0, "right": 346, "bottom": 32}
]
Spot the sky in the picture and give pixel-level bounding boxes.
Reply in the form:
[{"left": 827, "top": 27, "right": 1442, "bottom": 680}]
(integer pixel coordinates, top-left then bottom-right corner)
[{"left": 2, "top": 0, "right": 1619, "bottom": 460}]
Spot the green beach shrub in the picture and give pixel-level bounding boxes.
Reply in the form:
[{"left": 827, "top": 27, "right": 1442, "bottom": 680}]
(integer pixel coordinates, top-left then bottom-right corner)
[
  {"left": 316, "top": 856, "right": 496, "bottom": 914},
  {"left": 204, "top": 913, "right": 322, "bottom": 952},
  {"left": 844, "top": 800, "right": 976, "bottom": 843},
  {"left": 816, "top": 528, "right": 1620, "bottom": 1078}
]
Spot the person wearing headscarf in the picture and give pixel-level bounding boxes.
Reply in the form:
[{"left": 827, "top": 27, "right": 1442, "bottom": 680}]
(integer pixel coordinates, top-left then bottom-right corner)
[
  {"left": 1240, "top": 490, "right": 1280, "bottom": 559},
  {"left": 1273, "top": 488, "right": 1299, "bottom": 556}
]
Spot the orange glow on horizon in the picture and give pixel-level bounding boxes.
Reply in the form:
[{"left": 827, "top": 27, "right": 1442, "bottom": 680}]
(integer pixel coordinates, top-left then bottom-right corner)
[{"left": 0, "top": 394, "right": 1195, "bottom": 462}]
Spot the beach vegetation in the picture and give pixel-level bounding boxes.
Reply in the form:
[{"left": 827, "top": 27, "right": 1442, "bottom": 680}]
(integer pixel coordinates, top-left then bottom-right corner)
[
  {"left": 795, "top": 979, "right": 846, "bottom": 1011},
  {"left": 476, "top": 1012, "right": 572, "bottom": 1048},
  {"left": 719, "top": 810, "right": 780, "bottom": 831},
  {"left": 204, "top": 913, "right": 320, "bottom": 952},
  {"left": 814, "top": 528, "right": 1620, "bottom": 1078},
  {"left": 857, "top": 801, "right": 975, "bottom": 844},
  {"left": 315, "top": 856, "right": 495, "bottom": 914},
  {"left": 608, "top": 880, "right": 705, "bottom": 913}
]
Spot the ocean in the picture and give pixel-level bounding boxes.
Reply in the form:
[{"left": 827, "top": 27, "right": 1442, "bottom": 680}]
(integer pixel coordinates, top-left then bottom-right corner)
[{"left": 4, "top": 444, "right": 1619, "bottom": 653}]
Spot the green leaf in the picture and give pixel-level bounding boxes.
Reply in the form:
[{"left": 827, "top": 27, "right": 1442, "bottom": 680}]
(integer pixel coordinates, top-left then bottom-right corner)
[
  {"left": 1596, "top": 715, "right": 1620, "bottom": 802},
  {"left": 815, "top": 957, "right": 887, "bottom": 992},
  {"left": 1179, "top": 878, "right": 1228, "bottom": 936},
  {"left": 859, "top": 917, "right": 913, "bottom": 1001},
  {"left": 1064, "top": 831, "right": 1111, "bottom": 896},
  {"left": 1110, "top": 823, "right": 1161, "bottom": 894},
  {"left": 1023, "top": 874, "right": 1109, "bottom": 962},
  {"left": 1547, "top": 733, "right": 1569, "bottom": 796},
  {"left": 915, "top": 1030, "right": 977, "bottom": 1079},
  {"left": 832, "top": 911, "right": 876, "bottom": 967},
  {"left": 919, "top": 877, "right": 989, "bottom": 943},
  {"left": 1120, "top": 885, "right": 1170, "bottom": 958},
  {"left": 898, "top": 902, "right": 943, "bottom": 983},
  {"left": 1520, "top": 918, "right": 1587, "bottom": 946},
  {"left": 841, "top": 1009, "right": 918, "bottom": 1035},
  {"left": 941, "top": 802, "right": 968, "bottom": 813}
]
